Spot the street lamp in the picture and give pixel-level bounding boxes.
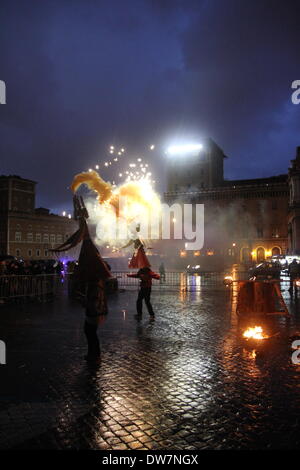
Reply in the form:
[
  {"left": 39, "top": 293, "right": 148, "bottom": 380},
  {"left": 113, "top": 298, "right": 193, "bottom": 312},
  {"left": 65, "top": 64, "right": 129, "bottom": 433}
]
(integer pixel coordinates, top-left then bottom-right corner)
[{"left": 166, "top": 143, "right": 203, "bottom": 156}]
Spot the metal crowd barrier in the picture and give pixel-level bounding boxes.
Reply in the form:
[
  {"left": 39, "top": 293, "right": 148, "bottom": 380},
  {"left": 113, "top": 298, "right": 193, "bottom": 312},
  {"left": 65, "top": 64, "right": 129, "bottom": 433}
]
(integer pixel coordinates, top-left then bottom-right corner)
[
  {"left": 0, "top": 274, "right": 65, "bottom": 303},
  {"left": 0, "top": 271, "right": 292, "bottom": 304},
  {"left": 112, "top": 271, "right": 250, "bottom": 289}
]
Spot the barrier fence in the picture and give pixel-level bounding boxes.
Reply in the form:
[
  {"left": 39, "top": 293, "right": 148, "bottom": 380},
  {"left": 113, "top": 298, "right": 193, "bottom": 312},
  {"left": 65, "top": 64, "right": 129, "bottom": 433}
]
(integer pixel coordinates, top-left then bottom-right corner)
[
  {"left": 0, "top": 274, "right": 65, "bottom": 303},
  {"left": 0, "top": 271, "right": 292, "bottom": 303}
]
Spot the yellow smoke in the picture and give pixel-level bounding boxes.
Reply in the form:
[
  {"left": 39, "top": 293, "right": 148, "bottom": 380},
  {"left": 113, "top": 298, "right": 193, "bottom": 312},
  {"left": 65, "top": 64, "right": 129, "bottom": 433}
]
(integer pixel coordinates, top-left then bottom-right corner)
[
  {"left": 71, "top": 170, "right": 161, "bottom": 223},
  {"left": 71, "top": 171, "right": 113, "bottom": 204}
]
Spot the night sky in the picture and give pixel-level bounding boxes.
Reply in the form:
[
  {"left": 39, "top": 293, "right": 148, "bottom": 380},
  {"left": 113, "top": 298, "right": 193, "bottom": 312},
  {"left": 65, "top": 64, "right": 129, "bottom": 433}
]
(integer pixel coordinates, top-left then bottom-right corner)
[{"left": 1, "top": 0, "right": 299, "bottom": 213}]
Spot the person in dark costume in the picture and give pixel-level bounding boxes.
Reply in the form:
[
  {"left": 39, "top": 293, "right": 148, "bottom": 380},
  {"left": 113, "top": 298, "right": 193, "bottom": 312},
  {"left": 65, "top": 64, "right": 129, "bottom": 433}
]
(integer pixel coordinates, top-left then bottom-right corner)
[
  {"left": 51, "top": 196, "right": 111, "bottom": 363},
  {"left": 127, "top": 267, "right": 160, "bottom": 319}
]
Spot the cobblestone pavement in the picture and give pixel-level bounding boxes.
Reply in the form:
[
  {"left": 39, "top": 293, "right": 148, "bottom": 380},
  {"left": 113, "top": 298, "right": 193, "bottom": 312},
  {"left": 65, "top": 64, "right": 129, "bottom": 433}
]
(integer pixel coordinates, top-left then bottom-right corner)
[{"left": 1, "top": 284, "right": 300, "bottom": 450}]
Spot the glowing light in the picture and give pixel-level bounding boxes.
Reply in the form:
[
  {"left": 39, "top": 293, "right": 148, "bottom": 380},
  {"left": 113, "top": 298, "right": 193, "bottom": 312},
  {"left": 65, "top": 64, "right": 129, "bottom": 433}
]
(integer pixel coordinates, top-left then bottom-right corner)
[
  {"left": 104, "top": 162, "right": 109, "bottom": 166},
  {"left": 62, "top": 211, "right": 66, "bottom": 216},
  {"left": 110, "top": 146, "right": 114, "bottom": 150},
  {"left": 114, "top": 158, "right": 118, "bottom": 161},
  {"left": 137, "top": 158, "right": 142, "bottom": 162},
  {"left": 88, "top": 168, "right": 92, "bottom": 172},
  {"left": 150, "top": 145, "right": 155, "bottom": 150},
  {"left": 95, "top": 165, "right": 99, "bottom": 170},
  {"left": 110, "top": 150, "right": 114, "bottom": 154},
  {"left": 121, "top": 148, "right": 125, "bottom": 152},
  {"left": 119, "top": 173, "right": 123, "bottom": 177},
  {"left": 68, "top": 214, "right": 71, "bottom": 219},
  {"left": 166, "top": 143, "right": 203, "bottom": 155},
  {"left": 243, "top": 326, "right": 268, "bottom": 340}
]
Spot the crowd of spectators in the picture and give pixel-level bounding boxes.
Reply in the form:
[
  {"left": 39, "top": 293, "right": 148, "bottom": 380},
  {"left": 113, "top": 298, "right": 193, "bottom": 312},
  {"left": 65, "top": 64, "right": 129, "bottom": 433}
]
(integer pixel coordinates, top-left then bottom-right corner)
[{"left": 0, "top": 258, "right": 65, "bottom": 276}]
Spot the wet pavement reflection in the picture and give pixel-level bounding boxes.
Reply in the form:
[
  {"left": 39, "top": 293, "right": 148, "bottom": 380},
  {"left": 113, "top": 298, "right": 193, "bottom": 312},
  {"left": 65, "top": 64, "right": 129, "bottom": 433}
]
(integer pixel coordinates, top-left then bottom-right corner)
[{"left": 1, "top": 283, "right": 300, "bottom": 449}]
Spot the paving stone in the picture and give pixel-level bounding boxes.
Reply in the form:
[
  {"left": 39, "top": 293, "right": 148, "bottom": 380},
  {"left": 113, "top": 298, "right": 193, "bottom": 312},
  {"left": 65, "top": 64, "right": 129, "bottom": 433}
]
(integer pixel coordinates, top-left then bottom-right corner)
[{"left": 1, "top": 288, "right": 300, "bottom": 449}]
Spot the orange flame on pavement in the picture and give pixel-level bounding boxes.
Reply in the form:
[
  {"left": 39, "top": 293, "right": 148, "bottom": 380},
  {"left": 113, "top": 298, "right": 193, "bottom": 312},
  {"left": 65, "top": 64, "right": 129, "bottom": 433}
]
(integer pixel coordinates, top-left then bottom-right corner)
[{"left": 243, "top": 326, "right": 268, "bottom": 340}]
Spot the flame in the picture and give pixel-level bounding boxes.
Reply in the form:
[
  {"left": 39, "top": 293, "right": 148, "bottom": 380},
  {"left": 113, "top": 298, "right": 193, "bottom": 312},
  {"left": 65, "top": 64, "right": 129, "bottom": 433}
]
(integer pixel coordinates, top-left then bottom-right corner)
[
  {"left": 243, "top": 326, "right": 268, "bottom": 340},
  {"left": 71, "top": 170, "right": 160, "bottom": 220}
]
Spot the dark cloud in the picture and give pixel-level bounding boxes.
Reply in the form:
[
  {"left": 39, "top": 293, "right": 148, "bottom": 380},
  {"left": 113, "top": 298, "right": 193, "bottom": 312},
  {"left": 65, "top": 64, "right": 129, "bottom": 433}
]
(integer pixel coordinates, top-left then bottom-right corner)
[{"left": 0, "top": 0, "right": 299, "bottom": 210}]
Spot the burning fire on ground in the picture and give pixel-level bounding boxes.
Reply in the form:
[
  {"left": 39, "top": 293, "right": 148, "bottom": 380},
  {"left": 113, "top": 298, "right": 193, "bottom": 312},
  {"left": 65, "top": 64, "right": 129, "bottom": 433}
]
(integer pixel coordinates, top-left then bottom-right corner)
[{"left": 243, "top": 326, "right": 268, "bottom": 340}]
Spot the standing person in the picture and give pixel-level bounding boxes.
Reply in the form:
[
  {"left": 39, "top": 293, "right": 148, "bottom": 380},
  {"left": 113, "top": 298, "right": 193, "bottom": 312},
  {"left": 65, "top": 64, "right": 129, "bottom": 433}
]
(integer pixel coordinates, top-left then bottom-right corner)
[
  {"left": 76, "top": 236, "right": 111, "bottom": 363},
  {"left": 289, "top": 258, "right": 300, "bottom": 295},
  {"left": 159, "top": 262, "right": 166, "bottom": 283},
  {"left": 84, "top": 279, "right": 107, "bottom": 362},
  {"left": 51, "top": 196, "right": 111, "bottom": 364},
  {"left": 127, "top": 267, "right": 160, "bottom": 319}
]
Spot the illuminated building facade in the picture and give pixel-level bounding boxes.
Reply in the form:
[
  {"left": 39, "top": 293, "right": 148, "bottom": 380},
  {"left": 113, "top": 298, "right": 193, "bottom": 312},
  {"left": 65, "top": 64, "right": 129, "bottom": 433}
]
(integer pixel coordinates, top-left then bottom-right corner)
[
  {"left": 164, "top": 141, "right": 300, "bottom": 264},
  {"left": 0, "top": 175, "right": 77, "bottom": 260}
]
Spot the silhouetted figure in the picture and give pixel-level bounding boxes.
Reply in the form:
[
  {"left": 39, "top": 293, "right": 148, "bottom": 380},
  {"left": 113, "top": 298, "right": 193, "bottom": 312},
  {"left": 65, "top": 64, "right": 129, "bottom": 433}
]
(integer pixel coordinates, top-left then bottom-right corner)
[
  {"left": 51, "top": 195, "right": 111, "bottom": 363},
  {"left": 289, "top": 259, "right": 300, "bottom": 296},
  {"left": 159, "top": 262, "right": 166, "bottom": 283},
  {"left": 127, "top": 267, "right": 160, "bottom": 319}
]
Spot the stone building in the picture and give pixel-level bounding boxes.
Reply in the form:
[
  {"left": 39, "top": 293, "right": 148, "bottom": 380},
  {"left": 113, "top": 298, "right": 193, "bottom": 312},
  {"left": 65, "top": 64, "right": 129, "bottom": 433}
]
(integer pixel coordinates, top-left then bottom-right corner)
[
  {"left": 164, "top": 140, "right": 300, "bottom": 264},
  {"left": 0, "top": 175, "right": 78, "bottom": 260}
]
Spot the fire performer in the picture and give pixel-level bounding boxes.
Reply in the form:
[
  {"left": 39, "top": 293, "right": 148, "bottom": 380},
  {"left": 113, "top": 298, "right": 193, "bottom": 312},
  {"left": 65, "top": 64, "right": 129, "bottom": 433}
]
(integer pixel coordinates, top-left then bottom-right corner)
[
  {"left": 127, "top": 267, "right": 160, "bottom": 319},
  {"left": 51, "top": 196, "right": 111, "bottom": 363},
  {"left": 121, "top": 224, "right": 151, "bottom": 269}
]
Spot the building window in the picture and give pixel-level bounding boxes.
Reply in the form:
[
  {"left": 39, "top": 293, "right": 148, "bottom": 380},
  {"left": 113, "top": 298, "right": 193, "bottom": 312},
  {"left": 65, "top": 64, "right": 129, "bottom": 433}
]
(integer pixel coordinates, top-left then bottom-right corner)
[
  {"left": 15, "top": 232, "right": 22, "bottom": 241},
  {"left": 36, "top": 249, "right": 40, "bottom": 257},
  {"left": 65, "top": 234, "right": 69, "bottom": 240},
  {"left": 36, "top": 233, "right": 41, "bottom": 242},
  {"left": 257, "top": 227, "right": 263, "bottom": 238},
  {"left": 272, "top": 226, "right": 280, "bottom": 238},
  {"left": 44, "top": 250, "right": 48, "bottom": 257},
  {"left": 43, "top": 234, "right": 49, "bottom": 243},
  {"left": 27, "top": 233, "right": 33, "bottom": 242},
  {"left": 28, "top": 249, "right": 32, "bottom": 257},
  {"left": 50, "top": 234, "right": 56, "bottom": 244},
  {"left": 57, "top": 234, "right": 63, "bottom": 244},
  {"left": 16, "top": 249, "right": 21, "bottom": 257}
]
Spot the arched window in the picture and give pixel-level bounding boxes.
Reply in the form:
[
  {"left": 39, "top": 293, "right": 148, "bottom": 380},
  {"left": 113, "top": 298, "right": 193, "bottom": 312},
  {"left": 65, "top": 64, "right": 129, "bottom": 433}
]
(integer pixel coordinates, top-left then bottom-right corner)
[
  {"left": 272, "top": 247, "right": 281, "bottom": 256},
  {"left": 257, "top": 247, "right": 265, "bottom": 262}
]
